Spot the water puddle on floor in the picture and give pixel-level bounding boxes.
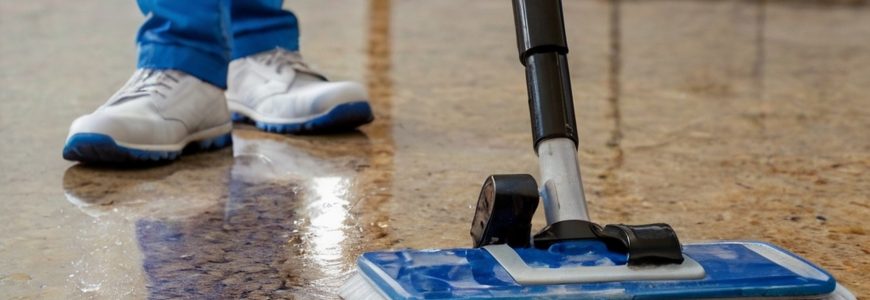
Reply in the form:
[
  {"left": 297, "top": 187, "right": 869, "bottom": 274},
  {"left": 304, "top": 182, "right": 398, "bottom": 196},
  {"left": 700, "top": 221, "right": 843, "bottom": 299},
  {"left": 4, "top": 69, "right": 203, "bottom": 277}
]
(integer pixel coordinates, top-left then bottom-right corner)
[{"left": 60, "top": 128, "right": 388, "bottom": 298}]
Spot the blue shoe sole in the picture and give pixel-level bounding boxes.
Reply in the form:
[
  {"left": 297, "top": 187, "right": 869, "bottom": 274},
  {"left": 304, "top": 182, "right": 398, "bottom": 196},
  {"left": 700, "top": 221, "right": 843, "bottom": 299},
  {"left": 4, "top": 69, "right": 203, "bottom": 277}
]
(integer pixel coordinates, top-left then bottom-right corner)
[
  {"left": 231, "top": 101, "right": 374, "bottom": 134},
  {"left": 62, "top": 132, "right": 233, "bottom": 164}
]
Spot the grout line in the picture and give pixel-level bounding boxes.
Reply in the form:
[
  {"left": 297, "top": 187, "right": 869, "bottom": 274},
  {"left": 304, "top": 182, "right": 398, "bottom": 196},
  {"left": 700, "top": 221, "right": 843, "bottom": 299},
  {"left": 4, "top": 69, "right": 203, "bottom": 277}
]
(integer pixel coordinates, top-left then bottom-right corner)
[
  {"left": 606, "top": 0, "right": 624, "bottom": 156},
  {"left": 347, "top": 0, "right": 398, "bottom": 257},
  {"left": 601, "top": 0, "right": 625, "bottom": 198},
  {"left": 753, "top": 0, "right": 768, "bottom": 133}
]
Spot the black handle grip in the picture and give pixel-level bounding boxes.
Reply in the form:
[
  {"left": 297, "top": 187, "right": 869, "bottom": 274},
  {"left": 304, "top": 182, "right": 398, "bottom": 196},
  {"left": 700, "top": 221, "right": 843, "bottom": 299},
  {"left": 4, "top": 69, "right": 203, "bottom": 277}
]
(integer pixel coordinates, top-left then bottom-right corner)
[
  {"left": 512, "top": 0, "right": 578, "bottom": 152},
  {"left": 512, "top": 0, "right": 569, "bottom": 63}
]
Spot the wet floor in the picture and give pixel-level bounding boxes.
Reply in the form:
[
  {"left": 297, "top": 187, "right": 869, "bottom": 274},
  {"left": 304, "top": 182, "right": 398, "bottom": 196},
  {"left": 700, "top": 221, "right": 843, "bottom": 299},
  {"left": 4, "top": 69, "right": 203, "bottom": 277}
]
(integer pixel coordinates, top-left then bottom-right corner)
[
  {"left": 59, "top": 130, "right": 388, "bottom": 298},
  {"left": 1, "top": 0, "right": 868, "bottom": 299}
]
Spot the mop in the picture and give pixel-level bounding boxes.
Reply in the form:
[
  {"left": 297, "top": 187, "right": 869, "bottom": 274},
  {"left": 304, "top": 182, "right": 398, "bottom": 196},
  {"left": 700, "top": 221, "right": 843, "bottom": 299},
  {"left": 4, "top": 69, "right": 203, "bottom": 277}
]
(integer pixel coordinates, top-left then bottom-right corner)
[{"left": 340, "top": 0, "right": 856, "bottom": 299}]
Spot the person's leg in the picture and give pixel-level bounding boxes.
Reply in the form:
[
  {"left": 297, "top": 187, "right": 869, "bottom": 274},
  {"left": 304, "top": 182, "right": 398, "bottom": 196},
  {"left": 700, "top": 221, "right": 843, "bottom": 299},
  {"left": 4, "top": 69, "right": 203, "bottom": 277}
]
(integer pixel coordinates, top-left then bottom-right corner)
[
  {"left": 136, "top": 0, "right": 232, "bottom": 88},
  {"left": 230, "top": 0, "right": 299, "bottom": 59}
]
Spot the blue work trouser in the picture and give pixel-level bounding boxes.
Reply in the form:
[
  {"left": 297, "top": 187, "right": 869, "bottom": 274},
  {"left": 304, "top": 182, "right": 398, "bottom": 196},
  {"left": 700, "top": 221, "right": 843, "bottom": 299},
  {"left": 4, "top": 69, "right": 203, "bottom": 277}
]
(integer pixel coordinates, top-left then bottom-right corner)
[{"left": 136, "top": 0, "right": 299, "bottom": 88}]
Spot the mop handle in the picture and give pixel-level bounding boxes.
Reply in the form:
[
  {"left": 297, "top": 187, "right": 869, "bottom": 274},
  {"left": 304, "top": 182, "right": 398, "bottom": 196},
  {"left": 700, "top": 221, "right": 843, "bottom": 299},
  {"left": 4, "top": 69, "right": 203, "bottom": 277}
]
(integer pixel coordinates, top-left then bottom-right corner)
[{"left": 512, "top": 0, "right": 590, "bottom": 223}]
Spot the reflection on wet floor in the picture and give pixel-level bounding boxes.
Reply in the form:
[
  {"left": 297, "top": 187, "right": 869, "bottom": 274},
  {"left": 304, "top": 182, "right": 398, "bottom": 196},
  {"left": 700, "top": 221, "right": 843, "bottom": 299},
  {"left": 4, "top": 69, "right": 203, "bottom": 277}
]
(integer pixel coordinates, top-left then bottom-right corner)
[{"left": 62, "top": 128, "right": 384, "bottom": 298}]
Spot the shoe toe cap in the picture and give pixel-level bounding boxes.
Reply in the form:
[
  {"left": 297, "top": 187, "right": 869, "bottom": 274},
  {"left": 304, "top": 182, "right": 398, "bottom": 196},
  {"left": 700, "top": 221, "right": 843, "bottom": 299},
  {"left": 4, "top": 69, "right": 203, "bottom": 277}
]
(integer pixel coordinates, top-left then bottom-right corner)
[
  {"left": 66, "top": 113, "right": 185, "bottom": 146},
  {"left": 67, "top": 114, "right": 121, "bottom": 138},
  {"left": 309, "top": 81, "right": 369, "bottom": 113},
  {"left": 257, "top": 81, "right": 369, "bottom": 119}
]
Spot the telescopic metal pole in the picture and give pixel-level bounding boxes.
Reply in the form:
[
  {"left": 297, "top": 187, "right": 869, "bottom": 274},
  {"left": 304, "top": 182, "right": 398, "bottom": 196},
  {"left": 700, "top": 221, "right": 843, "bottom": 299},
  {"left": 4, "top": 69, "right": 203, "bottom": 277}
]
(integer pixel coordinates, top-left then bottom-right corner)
[{"left": 512, "top": 0, "right": 590, "bottom": 224}]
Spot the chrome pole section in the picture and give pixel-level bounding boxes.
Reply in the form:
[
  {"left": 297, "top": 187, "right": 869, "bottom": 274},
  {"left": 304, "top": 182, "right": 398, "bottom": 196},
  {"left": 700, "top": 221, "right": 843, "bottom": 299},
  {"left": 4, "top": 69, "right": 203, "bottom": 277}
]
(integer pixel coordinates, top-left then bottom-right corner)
[{"left": 537, "top": 138, "right": 590, "bottom": 224}]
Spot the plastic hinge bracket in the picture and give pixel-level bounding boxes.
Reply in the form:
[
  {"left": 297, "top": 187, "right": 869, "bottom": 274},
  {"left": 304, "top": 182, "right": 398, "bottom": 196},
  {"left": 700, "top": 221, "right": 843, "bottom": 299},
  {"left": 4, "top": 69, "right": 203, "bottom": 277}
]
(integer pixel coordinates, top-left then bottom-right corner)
[{"left": 482, "top": 244, "right": 706, "bottom": 285}]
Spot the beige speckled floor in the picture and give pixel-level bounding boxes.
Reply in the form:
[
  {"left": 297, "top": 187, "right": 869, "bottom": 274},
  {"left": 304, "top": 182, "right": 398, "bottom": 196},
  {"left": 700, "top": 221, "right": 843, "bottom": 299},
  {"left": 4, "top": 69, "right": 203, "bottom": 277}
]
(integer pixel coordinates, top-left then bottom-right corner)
[{"left": 0, "top": 0, "right": 867, "bottom": 299}]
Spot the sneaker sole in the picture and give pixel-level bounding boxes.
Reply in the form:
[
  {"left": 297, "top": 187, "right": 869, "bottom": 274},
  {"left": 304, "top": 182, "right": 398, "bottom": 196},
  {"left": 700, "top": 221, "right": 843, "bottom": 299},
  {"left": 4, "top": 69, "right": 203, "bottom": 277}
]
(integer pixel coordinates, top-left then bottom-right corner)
[
  {"left": 230, "top": 101, "right": 374, "bottom": 134},
  {"left": 62, "top": 132, "right": 233, "bottom": 164}
]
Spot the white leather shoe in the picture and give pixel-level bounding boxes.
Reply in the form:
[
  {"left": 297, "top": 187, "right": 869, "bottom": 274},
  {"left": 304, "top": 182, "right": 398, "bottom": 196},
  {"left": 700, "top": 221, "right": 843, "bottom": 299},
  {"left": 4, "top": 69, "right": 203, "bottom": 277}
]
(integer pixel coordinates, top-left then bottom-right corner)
[
  {"left": 226, "top": 48, "right": 373, "bottom": 133},
  {"left": 63, "top": 69, "right": 233, "bottom": 163}
]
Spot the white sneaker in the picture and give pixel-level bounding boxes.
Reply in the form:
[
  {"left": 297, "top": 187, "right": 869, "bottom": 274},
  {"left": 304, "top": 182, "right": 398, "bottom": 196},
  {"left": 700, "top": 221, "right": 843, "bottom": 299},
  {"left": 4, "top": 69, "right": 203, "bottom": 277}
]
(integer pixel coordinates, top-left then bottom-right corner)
[
  {"left": 63, "top": 69, "right": 233, "bottom": 163},
  {"left": 226, "top": 48, "right": 373, "bottom": 133}
]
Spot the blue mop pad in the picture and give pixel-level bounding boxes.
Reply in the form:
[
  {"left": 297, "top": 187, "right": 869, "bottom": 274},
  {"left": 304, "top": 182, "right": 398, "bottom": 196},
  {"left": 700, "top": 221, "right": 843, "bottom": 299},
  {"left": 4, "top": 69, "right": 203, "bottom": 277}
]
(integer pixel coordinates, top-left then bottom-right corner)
[{"left": 341, "top": 240, "right": 855, "bottom": 299}]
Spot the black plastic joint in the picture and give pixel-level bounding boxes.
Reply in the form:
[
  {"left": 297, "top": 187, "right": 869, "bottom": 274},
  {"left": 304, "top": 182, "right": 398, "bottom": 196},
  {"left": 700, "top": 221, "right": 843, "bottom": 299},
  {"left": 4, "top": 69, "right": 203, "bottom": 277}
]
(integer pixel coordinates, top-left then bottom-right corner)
[
  {"left": 526, "top": 52, "right": 578, "bottom": 151},
  {"left": 512, "top": 0, "right": 569, "bottom": 65},
  {"left": 532, "top": 219, "right": 600, "bottom": 250},
  {"left": 470, "top": 174, "right": 540, "bottom": 248},
  {"left": 533, "top": 220, "right": 685, "bottom": 266},
  {"left": 600, "top": 224, "right": 685, "bottom": 265}
]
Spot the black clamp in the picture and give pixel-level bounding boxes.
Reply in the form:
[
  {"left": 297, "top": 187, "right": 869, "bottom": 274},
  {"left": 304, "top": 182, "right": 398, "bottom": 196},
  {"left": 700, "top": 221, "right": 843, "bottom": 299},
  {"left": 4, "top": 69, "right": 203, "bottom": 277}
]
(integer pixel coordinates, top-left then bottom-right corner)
[
  {"left": 533, "top": 220, "right": 684, "bottom": 266},
  {"left": 470, "top": 175, "right": 540, "bottom": 248}
]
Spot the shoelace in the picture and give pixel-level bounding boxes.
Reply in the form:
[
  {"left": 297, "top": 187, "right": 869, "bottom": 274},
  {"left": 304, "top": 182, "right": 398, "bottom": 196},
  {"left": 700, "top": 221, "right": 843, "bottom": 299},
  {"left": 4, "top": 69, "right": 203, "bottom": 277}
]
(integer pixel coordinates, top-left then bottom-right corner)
[
  {"left": 107, "top": 69, "right": 182, "bottom": 105},
  {"left": 253, "top": 48, "right": 321, "bottom": 77}
]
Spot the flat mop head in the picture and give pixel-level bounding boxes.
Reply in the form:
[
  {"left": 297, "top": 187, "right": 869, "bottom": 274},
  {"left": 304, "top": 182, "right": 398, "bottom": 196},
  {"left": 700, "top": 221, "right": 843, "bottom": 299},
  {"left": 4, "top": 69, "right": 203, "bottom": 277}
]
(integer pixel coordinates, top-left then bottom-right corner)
[{"left": 340, "top": 240, "right": 854, "bottom": 300}]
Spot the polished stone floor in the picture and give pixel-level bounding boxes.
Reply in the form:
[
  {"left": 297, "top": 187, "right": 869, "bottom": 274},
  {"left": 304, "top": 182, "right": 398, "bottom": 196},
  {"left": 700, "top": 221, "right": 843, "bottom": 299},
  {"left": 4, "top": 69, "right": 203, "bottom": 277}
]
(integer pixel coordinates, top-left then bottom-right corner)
[{"left": 1, "top": 0, "right": 868, "bottom": 299}]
